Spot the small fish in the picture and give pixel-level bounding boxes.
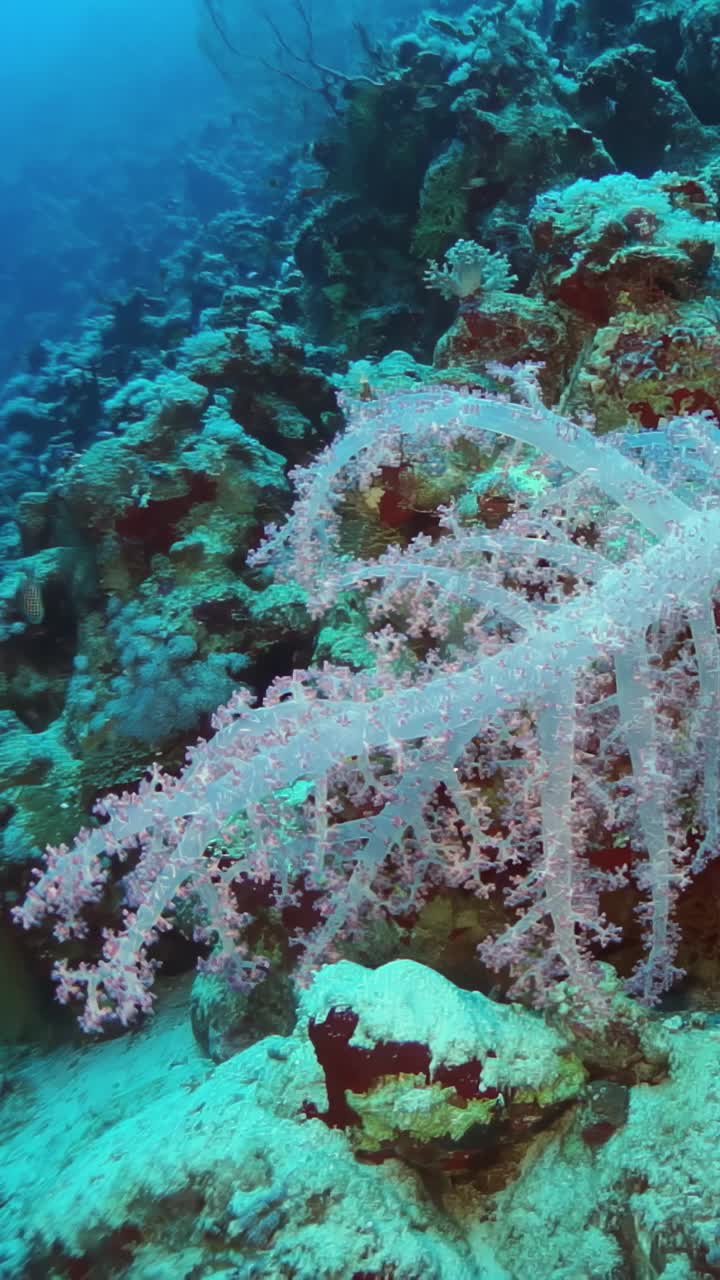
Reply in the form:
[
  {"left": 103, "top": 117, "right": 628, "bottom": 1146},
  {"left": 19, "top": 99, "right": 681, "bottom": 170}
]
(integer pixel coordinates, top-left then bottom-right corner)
[{"left": 18, "top": 573, "right": 44, "bottom": 625}]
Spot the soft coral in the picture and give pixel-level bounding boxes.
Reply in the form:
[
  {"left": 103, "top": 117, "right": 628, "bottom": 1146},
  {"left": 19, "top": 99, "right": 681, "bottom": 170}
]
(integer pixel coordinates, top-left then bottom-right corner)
[{"left": 15, "top": 371, "right": 720, "bottom": 1027}]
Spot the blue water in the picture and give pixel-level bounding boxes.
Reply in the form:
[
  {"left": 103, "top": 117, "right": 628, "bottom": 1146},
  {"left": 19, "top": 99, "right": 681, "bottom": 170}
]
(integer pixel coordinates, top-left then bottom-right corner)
[
  {"left": 1, "top": 1, "right": 209, "bottom": 374},
  {"left": 0, "top": 0, "right": 432, "bottom": 379}
]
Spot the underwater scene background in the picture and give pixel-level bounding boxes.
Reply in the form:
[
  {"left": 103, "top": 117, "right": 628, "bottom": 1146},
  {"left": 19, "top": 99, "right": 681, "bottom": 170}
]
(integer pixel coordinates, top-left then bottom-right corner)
[{"left": 3, "top": 1, "right": 720, "bottom": 1276}]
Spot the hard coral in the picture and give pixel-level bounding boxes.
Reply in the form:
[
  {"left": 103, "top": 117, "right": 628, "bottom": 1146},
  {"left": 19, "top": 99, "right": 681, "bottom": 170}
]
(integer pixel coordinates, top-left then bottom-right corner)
[{"left": 531, "top": 171, "right": 720, "bottom": 324}]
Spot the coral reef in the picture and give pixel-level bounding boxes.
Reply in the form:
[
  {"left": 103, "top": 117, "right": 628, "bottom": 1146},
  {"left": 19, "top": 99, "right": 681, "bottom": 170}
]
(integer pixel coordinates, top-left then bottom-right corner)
[
  {"left": 2, "top": 960, "right": 718, "bottom": 1280},
  {"left": 5, "top": 0, "right": 720, "bottom": 1273}
]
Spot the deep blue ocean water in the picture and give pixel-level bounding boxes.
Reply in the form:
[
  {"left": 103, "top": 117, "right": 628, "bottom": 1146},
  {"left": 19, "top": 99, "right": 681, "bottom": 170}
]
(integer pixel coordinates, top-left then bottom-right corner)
[{"left": 0, "top": 0, "right": 432, "bottom": 381}]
